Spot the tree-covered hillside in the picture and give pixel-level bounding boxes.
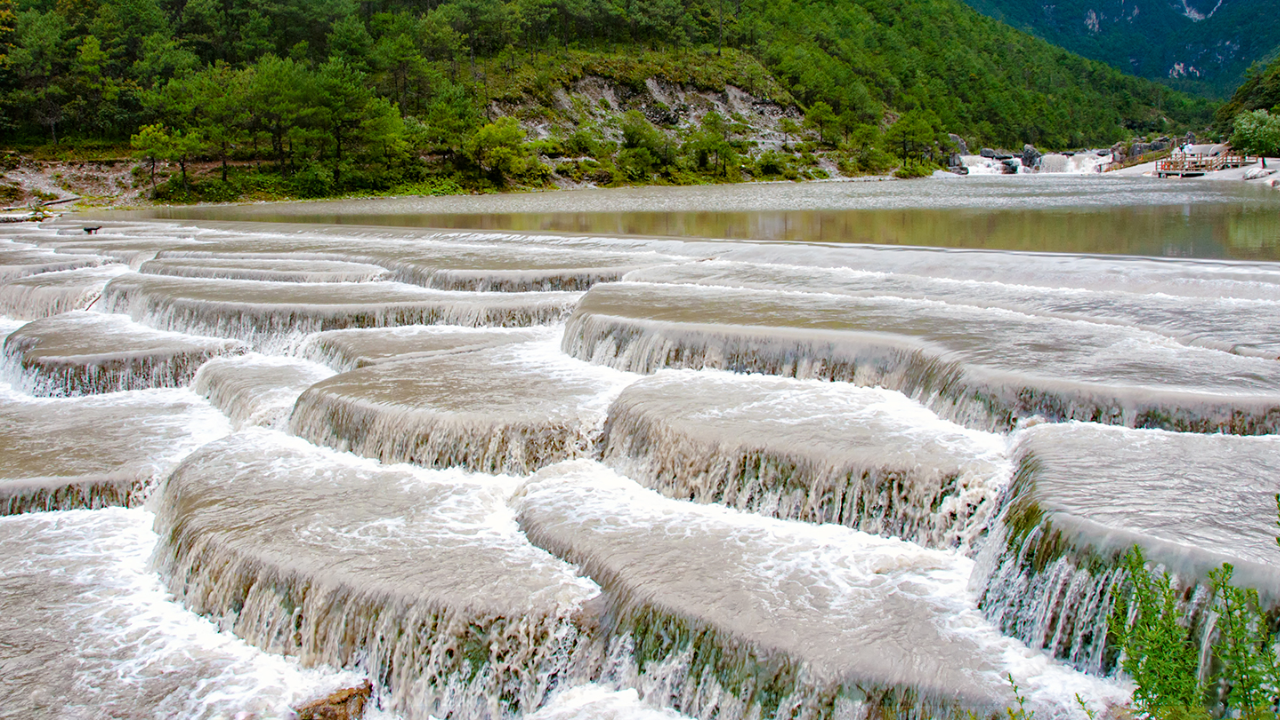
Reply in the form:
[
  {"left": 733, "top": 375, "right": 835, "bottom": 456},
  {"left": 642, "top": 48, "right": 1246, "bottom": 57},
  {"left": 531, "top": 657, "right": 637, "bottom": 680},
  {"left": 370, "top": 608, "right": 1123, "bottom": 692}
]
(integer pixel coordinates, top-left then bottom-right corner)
[
  {"left": 961, "top": 0, "right": 1280, "bottom": 97},
  {"left": 0, "top": 0, "right": 1215, "bottom": 199},
  {"left": 1214, "top": 53, "right": 1280, "bottom": 133}
]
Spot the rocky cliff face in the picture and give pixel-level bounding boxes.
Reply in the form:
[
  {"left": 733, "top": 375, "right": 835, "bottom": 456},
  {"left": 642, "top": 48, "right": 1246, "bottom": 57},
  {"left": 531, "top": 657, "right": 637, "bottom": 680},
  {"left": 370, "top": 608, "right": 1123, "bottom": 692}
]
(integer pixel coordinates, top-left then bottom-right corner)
[{"left": 962, "top": 0, "right": 1278, "bottom": 96}]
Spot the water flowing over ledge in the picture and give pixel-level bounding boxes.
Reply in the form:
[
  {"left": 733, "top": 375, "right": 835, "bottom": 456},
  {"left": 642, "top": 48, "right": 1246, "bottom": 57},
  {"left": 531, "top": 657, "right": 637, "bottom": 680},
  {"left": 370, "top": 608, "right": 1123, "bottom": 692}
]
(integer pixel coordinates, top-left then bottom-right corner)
[
  {"left": 2, "top": 311, "right": 244, "bottom": 396},
  {"left": 624, "top": 258, "right": 1280, "bottom": 359},
  {"left": 145, "top": 230, "right": 683, "bottom": 292},
  {"left": 6, "top": 201, "right": 1280, "bottom": 716},
  {"left": 192, "top": 353, "right": 335, "bottom": 430},
  {"left": 514, "top": 461, "right": 1126, "bottom": 719},
  {"left": 973, "top": 423, "right": 1280, "bottom": 674},
  {"left": 101, "top": 272, "right": 581, "bottom": 352},
  {"left": 0, "top": 242, "right": 113, "bottom": 279},
  {"left": 601, "top": 369, "right": 1009, "bottom": 550},
  {"left": 32, "top": 234, "right": 210, "bottom": 269},
  {"left": 291, "top": 339, "right": 636, "bottom": 474},
  {"left": 140, "top": 256, "right": 392, "bottom": 283},
  {"left": 0, "top": 265, "right": 130, "bottom": 320},
  {"left": 564, "top": 282, "right": 1280, "bottom": 435},
  {"left": 153, "top": 430, "right": 602, "bottom": 720},
  {"left": 0, "top": 508, "right": 373, "bottom": 718},
  {"left": 302, "top": 325, "right": 547, "bottom": 372},
  {"left": 0, "top": 386, "right": 230, "bottom": 514}
]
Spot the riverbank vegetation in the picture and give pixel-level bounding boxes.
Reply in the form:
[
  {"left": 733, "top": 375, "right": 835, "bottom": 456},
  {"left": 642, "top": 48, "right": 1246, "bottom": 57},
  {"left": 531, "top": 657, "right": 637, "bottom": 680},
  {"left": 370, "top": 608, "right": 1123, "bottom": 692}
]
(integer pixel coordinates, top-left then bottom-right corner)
[
  {"left": 1215, "top": 54, "right": 1280, "bottom": 161},
  {"left": 1109, "top": 500, "right": 1280, "bottom": 719},
  {"left": 0, "top": 0, "right": 1217, "bottom": 201}
]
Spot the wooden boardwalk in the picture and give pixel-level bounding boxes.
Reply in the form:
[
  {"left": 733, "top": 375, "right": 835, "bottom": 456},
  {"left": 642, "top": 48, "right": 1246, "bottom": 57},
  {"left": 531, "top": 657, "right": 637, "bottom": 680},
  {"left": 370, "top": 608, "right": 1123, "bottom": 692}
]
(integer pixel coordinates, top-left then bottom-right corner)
[{"left": 1156, "top": 153, "right": 1252, "bottom": 178}]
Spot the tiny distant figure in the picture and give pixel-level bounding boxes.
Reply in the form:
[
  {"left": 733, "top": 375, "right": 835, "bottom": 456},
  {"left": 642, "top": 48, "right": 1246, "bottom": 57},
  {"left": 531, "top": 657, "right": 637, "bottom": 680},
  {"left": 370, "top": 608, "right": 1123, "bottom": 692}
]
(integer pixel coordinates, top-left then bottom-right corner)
[{"left": 83, "top": 226, "right": 101, "bottom": 234}]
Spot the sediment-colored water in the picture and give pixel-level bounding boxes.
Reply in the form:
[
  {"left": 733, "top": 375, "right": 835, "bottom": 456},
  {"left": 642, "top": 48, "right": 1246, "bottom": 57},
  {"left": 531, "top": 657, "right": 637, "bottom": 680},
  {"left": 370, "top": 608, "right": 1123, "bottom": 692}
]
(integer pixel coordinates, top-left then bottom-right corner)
[{"left": 3, "top": 177, "right": 1278, "bottom": 718}]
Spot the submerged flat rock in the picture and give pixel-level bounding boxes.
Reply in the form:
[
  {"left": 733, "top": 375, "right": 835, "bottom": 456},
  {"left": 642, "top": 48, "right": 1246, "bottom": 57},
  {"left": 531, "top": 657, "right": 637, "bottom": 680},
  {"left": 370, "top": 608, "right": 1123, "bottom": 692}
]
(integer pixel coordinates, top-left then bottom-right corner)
[
  {"left": 0, "top": 385, "right": 229, "bottom": 514},
  {"left": 363, "top": 242, "right": 669, "bottom": 292},
  {"left": 515, "top": 461, "right": 1123, "bottom": 719},
  {"left": 1013, "top": 423, "right": 1280, "bottom": 571},
  {"left": 0, "top": 508, "right": 369, "bottom": 719},
  {"left": 627, "top": 259, "right": 1280, "bottom": 358},
  {"left": 102, "top": 272, "right": 580, "bottom": 351},
  {"left": 0, "top": 264, "right": 130, "bottom": 320},
  {"left": 153, "top": 234, "right": 678, "bottom": 291},
  {"left": 154, "top": 430, "right": 601, "bottom": 719},
  {"left": 978, "top": 422, "right": 1280, "bottom": 672},
  {"left": 192, "top": 353, "right": 334, "bottom": 430},
  {"left": 32, "top": 236, "right": 210, "bottom": 269},
  {"left": 292, "top": 340, "right": 635, "bottom": 474},
  {"left": 566, "top": 281, "right": 1280, "bottom": 435},
  {"left": 304, "top": 325, "right": 546, "bottom": 371},
  {"left": 603, "top": 370, "right": 1008, "bottom": 548},
  {"left": 0, "top": 245, "right": 108, "bottom": 280},
  {"left": 3, "top": 311, "right": 243, "bottom": 395},
  {"left": 140, "top": 256, "right": 390, "bottom": 283}
]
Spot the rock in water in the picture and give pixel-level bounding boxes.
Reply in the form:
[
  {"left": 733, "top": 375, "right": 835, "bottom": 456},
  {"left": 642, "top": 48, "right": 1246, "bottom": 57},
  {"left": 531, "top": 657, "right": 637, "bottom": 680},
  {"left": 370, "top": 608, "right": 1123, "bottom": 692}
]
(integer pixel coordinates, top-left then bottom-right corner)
[
  {"left": 294, "top": 681, "right": 372, "bottom": 720},
  {"left": 1022, "top": 144, "right": 1041, "bottom": 169}
]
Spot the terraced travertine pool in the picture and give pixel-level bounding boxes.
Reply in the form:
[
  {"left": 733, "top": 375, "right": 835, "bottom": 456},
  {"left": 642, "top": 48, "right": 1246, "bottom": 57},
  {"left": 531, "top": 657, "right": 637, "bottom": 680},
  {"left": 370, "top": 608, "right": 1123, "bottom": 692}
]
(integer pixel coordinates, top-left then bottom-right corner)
[{"left": 3, "top": 176, "right": 1280, "bottom": 719}]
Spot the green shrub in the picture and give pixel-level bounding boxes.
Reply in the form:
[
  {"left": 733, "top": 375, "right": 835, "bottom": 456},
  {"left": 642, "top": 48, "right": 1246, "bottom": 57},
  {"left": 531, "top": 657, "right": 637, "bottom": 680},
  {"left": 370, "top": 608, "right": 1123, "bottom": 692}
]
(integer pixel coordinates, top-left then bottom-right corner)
[
  {"left": 289, "top": 164, "right": 336, "bottom": 198},
  {"left": 893, "top": 164, "right": 934, "bottom": 179}
]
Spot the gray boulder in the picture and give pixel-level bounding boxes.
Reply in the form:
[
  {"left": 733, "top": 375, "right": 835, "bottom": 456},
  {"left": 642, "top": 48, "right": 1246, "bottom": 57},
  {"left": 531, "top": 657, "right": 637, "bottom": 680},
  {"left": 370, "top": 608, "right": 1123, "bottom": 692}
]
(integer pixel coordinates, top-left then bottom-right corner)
[
  {"left": 980, "top": 147, "right": 997, "bottom": 158},
  {"left": 948, "top": 134, "right": 969, "bottom": 156},
  {"left": 1022, "top": 144, "right": 1041, "bottom": 168}
]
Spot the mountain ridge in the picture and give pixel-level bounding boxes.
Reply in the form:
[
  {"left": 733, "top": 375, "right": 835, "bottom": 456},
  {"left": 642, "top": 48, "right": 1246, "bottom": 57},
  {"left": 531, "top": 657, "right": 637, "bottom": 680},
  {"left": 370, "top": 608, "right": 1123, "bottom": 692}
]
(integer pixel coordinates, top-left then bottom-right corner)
[{"left": 960, "top": 0, "right": 1280, "bottom": 97}]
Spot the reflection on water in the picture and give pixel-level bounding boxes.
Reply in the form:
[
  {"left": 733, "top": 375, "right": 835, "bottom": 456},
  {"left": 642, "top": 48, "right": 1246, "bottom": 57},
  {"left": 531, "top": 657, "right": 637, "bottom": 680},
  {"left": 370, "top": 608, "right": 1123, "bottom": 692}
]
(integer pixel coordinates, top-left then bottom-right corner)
[{"left": 116, "top": 176, "right": 1280, "bottom": 261}]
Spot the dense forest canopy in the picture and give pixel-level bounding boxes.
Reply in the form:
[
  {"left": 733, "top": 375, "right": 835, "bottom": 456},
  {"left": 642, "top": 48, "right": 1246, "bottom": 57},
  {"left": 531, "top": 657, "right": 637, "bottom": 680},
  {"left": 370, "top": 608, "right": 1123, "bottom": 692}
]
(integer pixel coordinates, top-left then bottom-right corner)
[
  {"left": 0, "top": 0, "right": 1217, "bottom": 196},
  {"left": 1216, "top": 54, "right": 1280, "bottom": 133}
]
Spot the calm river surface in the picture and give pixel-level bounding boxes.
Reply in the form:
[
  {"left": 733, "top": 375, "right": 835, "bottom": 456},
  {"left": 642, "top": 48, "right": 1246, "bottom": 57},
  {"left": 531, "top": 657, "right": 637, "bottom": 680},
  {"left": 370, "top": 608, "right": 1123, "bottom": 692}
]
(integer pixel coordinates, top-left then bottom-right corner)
[
  {"left": 134, "top": 175, "right": 1280, "bottom": 260},
  {"left": 2, "top": 175, "right": 1279, "bottom": 719}
]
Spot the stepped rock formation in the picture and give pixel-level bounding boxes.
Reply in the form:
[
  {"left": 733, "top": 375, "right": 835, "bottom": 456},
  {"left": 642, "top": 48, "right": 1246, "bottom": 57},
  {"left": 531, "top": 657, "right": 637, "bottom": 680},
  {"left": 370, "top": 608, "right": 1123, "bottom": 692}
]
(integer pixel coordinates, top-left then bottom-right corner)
[
  {"left": 153, "top": 431, "right": 602, "bottom": 720},
  {"left": 3, "top": 311, "right": 244, "bottom": 396},
  {"left": 975, "top": 422, "right": 1280, "bottom": 673},
  {"left": 0, "top": 386, "right": 228, "bottom": 514},
  {"left": 292, "top": 340, "right": 635, "bottom": 474},
  {"left": 602, "top": 369, "right": 1008, "bottom": 549}
]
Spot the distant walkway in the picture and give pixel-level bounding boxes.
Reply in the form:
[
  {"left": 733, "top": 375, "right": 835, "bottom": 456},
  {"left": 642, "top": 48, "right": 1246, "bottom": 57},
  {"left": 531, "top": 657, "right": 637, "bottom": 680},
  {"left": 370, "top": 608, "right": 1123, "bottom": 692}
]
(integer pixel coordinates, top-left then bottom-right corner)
[{"left": 1156, "top": 152, "right": 1252, "bottom": 178}]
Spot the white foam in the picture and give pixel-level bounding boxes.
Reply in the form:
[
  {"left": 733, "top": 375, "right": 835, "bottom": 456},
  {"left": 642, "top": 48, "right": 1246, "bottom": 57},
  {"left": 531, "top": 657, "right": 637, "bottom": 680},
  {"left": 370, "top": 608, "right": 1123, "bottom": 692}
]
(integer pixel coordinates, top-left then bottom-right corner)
[{"left": 0, "top": 508, "right": 393, "bottom": 718}]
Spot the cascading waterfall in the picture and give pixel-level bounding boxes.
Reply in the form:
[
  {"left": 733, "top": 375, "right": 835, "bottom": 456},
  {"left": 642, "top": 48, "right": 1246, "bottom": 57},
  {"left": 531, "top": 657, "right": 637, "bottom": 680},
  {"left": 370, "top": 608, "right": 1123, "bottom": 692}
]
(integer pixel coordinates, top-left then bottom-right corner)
[
  {"left": 601, "top": 369, "right": 1009, "bottom": 550},
  {"left": 381, "top": 260, "right": 635, "bottom": 293},
  {"left": 2, "top": 311, "right": 245, "bottom": 396},
  {"left": 972, "top": 423, "right": 1280, "bottom": 673},
  {"left": 100, "top": 273, "right": 582, "bottom": 353},
  {"left": 0, "top": 472, "right": 140, "bottom": 515},
  {"left": 8, "top": 202, "right": 1280, "bottom": 719},
  {"left": 139, "top": 257, "right": 391, "bottom": 283},
  {"left": 515, "top": 461, "right": 1127, "bottom": 720},
  {"left": 290, "top": 340, "right": 635, "bottom": 475},
  {"left": 563, "top": 283, "right": 1280, "bottom": 436},
  {"left": 192, "top": 353, "right": 335, "bottom": 430},
  {"left": 0, "top": 385, "right": 230, "bottom": 515},
  {"left": 300, "top": 325, "right": 545, "bottom": 372},
  {"left": 152, "top": 431, "right": 605, "bottom": 720},
  {"left": 0, "top": 265, "right": 130, "bottom": 320}
]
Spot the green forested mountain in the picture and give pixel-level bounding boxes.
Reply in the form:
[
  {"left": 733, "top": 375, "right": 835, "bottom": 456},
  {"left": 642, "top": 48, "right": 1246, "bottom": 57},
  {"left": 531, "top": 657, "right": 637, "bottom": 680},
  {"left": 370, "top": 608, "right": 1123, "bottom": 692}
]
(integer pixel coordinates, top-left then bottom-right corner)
[
  {"left": 961, "top": 0, "right": 1280, "bottom": 97},
  {"left": 1215, "top": 53, "right": 1280, "bottom": 132},
  {"left": 0, "top": 0, "right": 1214, "bottom": 197}
]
